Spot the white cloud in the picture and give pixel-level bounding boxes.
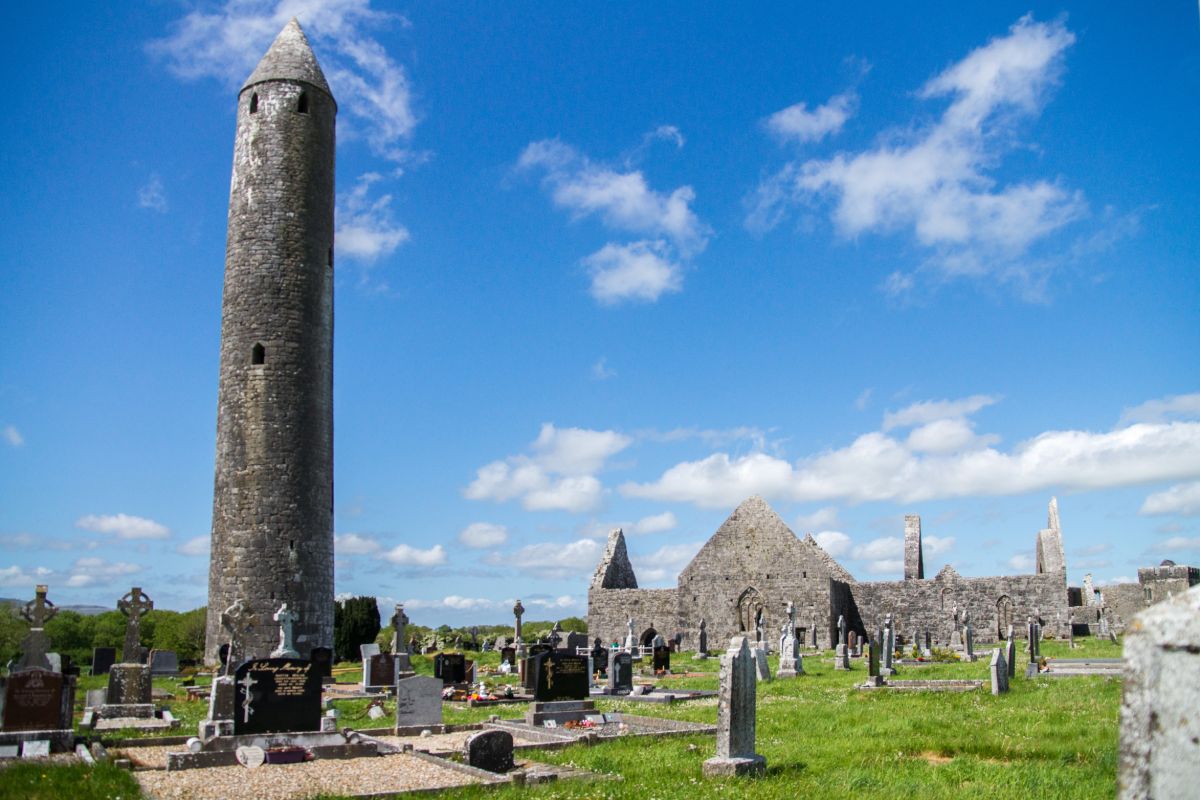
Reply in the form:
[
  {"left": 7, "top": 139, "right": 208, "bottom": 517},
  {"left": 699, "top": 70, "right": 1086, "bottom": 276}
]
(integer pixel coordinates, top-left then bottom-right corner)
[
  {"left": 148, "top": 0, "right": 416, "bottom": 161},
  {"left": 629, "top": 512, "right": 677, "bottom": 535},
  {"left": 519, "top": 139, "right": 709, "bottom": 256},
  {"left": 335, "top": 532, "right": 383, "bottom": 555},
  {"left": 631, "top": 541, "right": 704, "bottom": 584},
  {"left": 177, "top": 536, "right": 210, "bottom": 556},
  {"left": 1141, "top": 481, "right": 1200, "bottom": 517},
  {"left": 2, "top": 426, "right": 22, "bottom": 447},
  {"left": 458, "top": 522, "right": 509, "bottom": 549},
  {"left": 0, "top": 565, "right": 54, "bottom": 589},
  {"left": 853, "top": 537, "right": 902, "bottom": 561},
  {"left": 137, "top": 174, "right": 168, "bottom": 212},
  {"left": 796, "top": 506, "right": 840, "bottom": 532},
  {"left": 76, "top": 513, "right": 170, "bottom": 540},
  {"left": 1160, "top": 536, "right": 1200, "bottom": 552},
  {"left": 402, "top": 595, "right": 499, "bottom": 611},
  {"left": 863, "top": 559, "right": 904, "bottom": 575},
  {"left": 882, "top": 395, "right": 1000, "bottom": 430},
  {"left": 464, "top": 423, "right": 631, "bottom": 513},
  {"left": 488, "top": 538, "right": 602, "bottom": 579},
  {"left": 66, "top": 557, "right": 143, "bottom": 588},
  {"left": 766, "top": 91, "right": 856, "bottom": 143},
  {"left": 584, "top": 240, "right": 684, "bottom": 304},
  {"left": 854, "top": 389, "right": 873, "bottom": 411},
  {"left": 923, "top": 535, "right": 956, "bottom": 556},
  {"left": 383, "top": 543, "right": 447, "bottom": 566},
  {"left": 1121, "top": 394, "right": 1200, "bottom": 425},
  {"left": 1099, "top": 575, "right": 1135, "bottom": 586},
  {"left": 1007, "top": 553, "right": 1035, "bottom": 571},
  {"left": 336, "top": 172, "right": 410, "bottom": 263},
  {"left": 527, "top": 595, "right": 578, "bottom": 610},
  {"left": 592, "top": 357, "right": 616, "bottom": 380},
  {"left": 621, "top": 394, "right": 1200, "bottom": 508},
  {"left": 749, "top": 16, "right": 1085, "bottom": 294},
  {"left": 813, "top": 530, "right": 851, "bottom": 558}
]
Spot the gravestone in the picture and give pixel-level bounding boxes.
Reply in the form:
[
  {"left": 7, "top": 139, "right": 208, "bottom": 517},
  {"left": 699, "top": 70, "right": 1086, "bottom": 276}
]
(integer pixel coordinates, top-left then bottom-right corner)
[
  {"left": 310, "top": 646, "right": 333, "bottom": 680},
  {"left": 499, "top": 646, "right": 516, "bottom": 667},
  {"left": 16, "top": 585, "right": 57, "bottom": 671},
  {"left": 270, "top": 604, "right": 300, "bottom": 659},
  {"left": 697, "top": 618, "right": 708, "bottom": 657},
  {"left": 863, "top": 639, "right": 883, "bottom": 687},
  {"left": 59, "top": 654, "right": 79, "bottom": 677},
  {"left": 434, "top": 653, "right": 467, "bottom": 685},
  {"left": 363, "top": 653, "right": 397, "bottom": 690},
  {"left": 565, "top": 632, "right": 587, "bottom": 653},
  {"left": 91, "top": 647, "right": 117, "bottom": 677},
  {"left": 521, "top": 643, "right": 553, "bottom": 689},
  {"left": 390, "top": 604, "right": 409, "bottom": 654},
  {"left": 754, "top": 647, "right": 770, "bottom": 682},
  {"left": 360, "top": 642, "right": 381, "bottom": 662},
  {"left": 1005, "top": 635, "right": 1016, "bottom": 680},
  {"left": 703, "top": 637, "right": 765, "bottom": 777},
  {"left": 990, "top": 649, "right": 1009, "bottom": 695},
  {"left": 105, "top": 663, "right": 152, "bottom": 708},
  {"left": 218, "top": 644, "right": 231, "bottom": 671},
  {"left": 1, "top": 668, "right": 72, "bottom": 732},
  {"left": 117, "top": 586, "right": 153, "bottom": 664},
  {"left": 591, "top": 641, "right": 609, "bottom": 677},
  {"left": 464, "top": 729, "right": 514, "bottom": 773},
  {"left": 608, "top": 651, "right": 633, "bottom": 695},
  {"left": 395, "top": 674, "right": 443, "bottom": 728},
  {"left": 653, "top": 642, "right": 671, "bottom": 673},
  {"left": 1117, "top": 583, "right": 1200, "bottom": 799},
  {"left": 232, "top": 658, "right": 322, "bottom": 735},
  {"left": 530, "top": 652, "right": 589, "bottom": 702},
  {"left": 149, "top": 649, "right": 180, "bottom": 677}
]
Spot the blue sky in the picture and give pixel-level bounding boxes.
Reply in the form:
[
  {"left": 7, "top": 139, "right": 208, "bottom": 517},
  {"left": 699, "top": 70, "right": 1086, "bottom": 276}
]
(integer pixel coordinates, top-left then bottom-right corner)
[{"left": 1, "top": 2, "right": 1198, "bottom": 624}]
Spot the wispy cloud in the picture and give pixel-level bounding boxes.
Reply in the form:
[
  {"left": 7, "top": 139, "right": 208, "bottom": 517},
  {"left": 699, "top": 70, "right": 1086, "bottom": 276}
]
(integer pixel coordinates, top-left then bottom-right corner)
[
  {"left": 383, "top": 543, "right": 447, "bottom": 566},
  {"left": 1141, "top": 481, "right": 1200, "bottom": 517},
  {"left": 2, "top": 425, "right": 23, "bottom": 447},
  {"left": 177, "top": 536, "right": 210, "bottom": 556},
  {"left": 458, "top": 522, "right": 509, "bottom": 549},
  {"left": 137, "top": 174, "right": 168, "bottom": 212},
  {"left": 591, "top": 357, "right": 617, "bottom": 381},
  {"left": 76, "top": 513, "right": 170, "bottom": 540},
  {"left": 336, "top": 172, "right": 411, "bottom": 266},
  {"left": 517, "top": 134, "right": 709, "bottom": 304},
  {"left": 748, "top": 16, "right": 1087, "bottom": 297},
  {"left": 765, "top": 91, "right": 857, "bottom": 144},
  {"left": 1120, "top": 393, "right": 1200, "bottom": 425}
]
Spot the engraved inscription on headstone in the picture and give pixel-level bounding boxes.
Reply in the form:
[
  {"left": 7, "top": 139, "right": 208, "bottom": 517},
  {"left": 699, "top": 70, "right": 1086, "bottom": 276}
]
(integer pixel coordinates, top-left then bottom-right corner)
[
  {"left": 395, "top": 674, "right": 443, "bottom": 728},
  {"left": 2, "top": 668, "right": 68, "bottom": 732},
  {"left": 531, "top": 652, "right": 590, "bottom": 702},
  {"left": 608, "top": 651, "right": 633, "bottom": 695},
  {"left": 232, "top": 658, "right": 322, "bottom": 735},
  {"left": 434, "top": 653, "right": 466, "bottom": 684}
]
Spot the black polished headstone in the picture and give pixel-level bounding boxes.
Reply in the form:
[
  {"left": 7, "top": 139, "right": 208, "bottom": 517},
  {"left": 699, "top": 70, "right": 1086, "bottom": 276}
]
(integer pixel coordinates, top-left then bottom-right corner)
[
  {"left": 591, "top": 644, "right": 609, "bottom": 677},
  {"left": 565, "top": 632, "right": 587, "bottom": 652},
  {"left": 499, "top": 646, "right": 516, "bottom": 667},
  {"left": 310, "top": 647, "right": 333, "bottom": 679},
  {"left": 465, "top": 729, "right": 515, "bottom": 773},
  {"left": 531, "top": 651, "right": 589, "bottom": 701},
  {"left": 608, "top": 651, "right": 633, "bottom": 695},
  {"left": 433, "top": 652, "right": 466, "bottom": 685},
  {"left": 653, "top": 645, "right": 671, "bottom": 672},
  {"left": 233, "top": 658, "right": 322, "bottom": 735},
  {"left": 91, "top": 647, "right": 116, "bottom": 676},
  {"left": 218, "top": 643, "right": 230, "bottom": 669},
  {"left": 366, "top": 653, "right": 396, "bottom": 687}
]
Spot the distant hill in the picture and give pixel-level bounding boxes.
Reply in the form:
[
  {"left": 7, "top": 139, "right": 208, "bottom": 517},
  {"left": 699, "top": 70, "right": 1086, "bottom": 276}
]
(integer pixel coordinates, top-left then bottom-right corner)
[{"left": 0, "top": 598, "right": 112, "bottom": 616}]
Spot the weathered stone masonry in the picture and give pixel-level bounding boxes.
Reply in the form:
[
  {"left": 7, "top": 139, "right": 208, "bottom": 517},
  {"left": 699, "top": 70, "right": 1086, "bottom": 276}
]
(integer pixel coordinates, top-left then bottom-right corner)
[{"left": 205, "top": 20, "right": 337, "bottom": 662}]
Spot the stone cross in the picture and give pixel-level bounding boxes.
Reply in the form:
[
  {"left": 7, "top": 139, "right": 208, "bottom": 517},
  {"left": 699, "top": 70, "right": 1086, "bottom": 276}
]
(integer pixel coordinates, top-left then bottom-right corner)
[
  {"left": 754, "top": 608, "right": 765, "bottom": 646},
  {"left": 963, "top": 610, "right": 975, "bottom": 660},
  {"left": 271, "top": 603, "right": 299, "bottom": 658},
  {"left": 625, "top": 617, "right": 636, "bottom": 652},
  {"left": 391, "top": 604, "right": 409, "bottom": 654},
  {"left": 837, "top": 614, "right": 847, "bottom": 646},
  {"left": 550, "top": 621, "right": 563, "bottom": 648},
  {"left": 811, "top": 613, "right": 819, "bottom": 648},
  {"left": 1067, "top": 609, "right": 1075, "bottom": 649},
  {"left": 220, "top": 598, "right": 256, "bottom": 676},
  {"left": 17, "top": 584, "right": 57, "bottom": 671},
  {"left": 697, "top": 618, "right": 708, "bottom": 655},
  {"left": 703, "top": 636, "right": 766, "bottom": 777},
  {"left": 118, "top": 586, "right": 154, "bottom": 663},
  {"left": 512, "top": 600, "right": 525, "bottom": 642}
]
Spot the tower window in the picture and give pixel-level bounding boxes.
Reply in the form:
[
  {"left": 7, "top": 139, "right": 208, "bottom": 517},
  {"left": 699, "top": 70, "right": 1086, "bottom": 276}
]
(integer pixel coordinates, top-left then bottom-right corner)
[
  {"left": 327, "top": 247, "right": 333, "bottom": 268},
  {"left": 249, "top": 93, "right": 259, "bottom": 114},
  {"left": 251, "top": 343, "right": 266, "bottom": 365},
  {"left": 297, "top": 92, "right": 309, "bottom": 114},
  {"left": 289, "top": 539, "right": 295, "bottom": 552}
]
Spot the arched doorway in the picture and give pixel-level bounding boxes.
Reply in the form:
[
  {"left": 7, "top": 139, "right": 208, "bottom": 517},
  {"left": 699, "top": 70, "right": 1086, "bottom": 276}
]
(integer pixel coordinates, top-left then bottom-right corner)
[
  {"left": 640, "top": 628, "right": 658, "bottom": 647},
  {"left": 996, "top": 595, "right": 1014, "bottom": 639}
]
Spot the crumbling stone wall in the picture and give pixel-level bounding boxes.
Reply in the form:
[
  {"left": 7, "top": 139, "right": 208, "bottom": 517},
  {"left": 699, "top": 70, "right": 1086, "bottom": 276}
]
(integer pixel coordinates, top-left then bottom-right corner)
[{"left": 587, "top": 588, "right": 680, "bottom": 648}]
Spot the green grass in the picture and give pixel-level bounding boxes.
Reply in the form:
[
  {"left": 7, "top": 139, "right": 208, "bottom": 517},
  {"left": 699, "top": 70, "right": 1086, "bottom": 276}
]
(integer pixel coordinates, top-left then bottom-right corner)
[
  {"left": 0, "top": 761, "right": 141, "bottom": 800},
  {"left": 41, "top": 640, "right": 1121, "bottom": 798}
]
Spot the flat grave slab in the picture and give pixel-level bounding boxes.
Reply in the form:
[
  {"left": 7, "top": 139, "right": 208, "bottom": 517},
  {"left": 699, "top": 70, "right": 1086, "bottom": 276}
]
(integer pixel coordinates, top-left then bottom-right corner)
[
  {"left": 489, "top": 712, "right": 715, "bottom": 742},
  {"left": 1036, "top": 658, "right": 1123, "bottom": 677},
  {"left": 859, "top": 679, "right": 984, "bottom": 692}
]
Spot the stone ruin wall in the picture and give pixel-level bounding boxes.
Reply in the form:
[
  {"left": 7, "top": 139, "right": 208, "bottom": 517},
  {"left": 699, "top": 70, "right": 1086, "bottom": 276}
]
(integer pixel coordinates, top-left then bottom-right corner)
[
  {"left": 676, "top": 575, "right": 838, "bottom": 650},
  {"left": 587, "top": 588, "right": 680, "bottom": 648},
  {"left": 849, "top": 570, "right": 1069, "bottom": 647},
  {"left": 1103, "top": 583, "right": 1144, "bottom": 632}
]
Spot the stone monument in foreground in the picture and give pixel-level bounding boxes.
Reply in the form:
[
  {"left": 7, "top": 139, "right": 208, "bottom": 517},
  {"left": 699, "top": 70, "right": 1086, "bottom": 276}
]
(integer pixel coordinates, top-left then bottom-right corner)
[
  {"left": 703, "top": 636, "right": 766, "bottom": 777},
  {"left": 1117, "top": 583, "right": 1200, "bottom": 798}
]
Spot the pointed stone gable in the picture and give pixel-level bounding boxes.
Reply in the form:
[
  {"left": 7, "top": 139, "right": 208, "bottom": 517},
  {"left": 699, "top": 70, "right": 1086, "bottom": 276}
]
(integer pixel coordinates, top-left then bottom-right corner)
[
  {"left": 591, "top": 529, "right": 638, "bottom": 589},
  {"left": 242, "top": 18, "right": 334, "bottom": 99},
  {"left": 680, "top": 496, "right": 854, "bottom": 583}
]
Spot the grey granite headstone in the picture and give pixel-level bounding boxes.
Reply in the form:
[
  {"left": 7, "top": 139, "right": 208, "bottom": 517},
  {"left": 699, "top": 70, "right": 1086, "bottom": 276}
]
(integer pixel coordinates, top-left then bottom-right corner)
[
  {"left": 360, "top": 642, "right": 381, "bottom": 661},
  {"left": 395, "top": 674, "right": 443, "bottom": 728},
  {"left": 1005, "top": 636, "right": 1016, "bottom": 679},
  {"left": 1117, "top": 583, "right": 1200, "bottom": 799},
  {"left": 149, "top": 649, "right": 179, "bottom": 677},
  {"left": 754, "top": 647, "right": 771, "bottom": 682},
  {"left": 703, "top": 636, "right": 765, "bottom": 777},
  {"left": 990, "top": 649, "right": 1009, "bottom": 695}
]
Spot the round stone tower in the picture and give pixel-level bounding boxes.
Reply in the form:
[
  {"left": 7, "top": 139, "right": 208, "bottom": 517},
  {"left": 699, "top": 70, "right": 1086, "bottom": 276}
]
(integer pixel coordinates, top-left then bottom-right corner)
[{"left": 205, "top": 19, "right": 336, "bottom": 663}]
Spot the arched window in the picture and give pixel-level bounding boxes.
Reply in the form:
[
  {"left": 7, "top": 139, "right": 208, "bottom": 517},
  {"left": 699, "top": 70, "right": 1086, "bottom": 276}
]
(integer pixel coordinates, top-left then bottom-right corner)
[
  {"left": 297, "top": 92, "right": 309, "bottom": 114},
  {"left": 251, "top": 343, "right": 265, "bottom": 365},
  {"left": 249, "top": 93, "right": 259, "bottom": 114}
]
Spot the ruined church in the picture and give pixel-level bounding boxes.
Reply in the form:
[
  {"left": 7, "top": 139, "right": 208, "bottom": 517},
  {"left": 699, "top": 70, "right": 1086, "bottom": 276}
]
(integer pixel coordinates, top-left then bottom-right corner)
[{"left": 588, "top": 496, "right": 1194, "bottom": 650}]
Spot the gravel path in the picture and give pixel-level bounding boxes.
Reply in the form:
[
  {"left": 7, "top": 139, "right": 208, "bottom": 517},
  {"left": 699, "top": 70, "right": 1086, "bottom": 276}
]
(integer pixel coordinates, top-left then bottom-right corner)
[{"left": 135, "top": 752, "right": 487, "bottom": 800}]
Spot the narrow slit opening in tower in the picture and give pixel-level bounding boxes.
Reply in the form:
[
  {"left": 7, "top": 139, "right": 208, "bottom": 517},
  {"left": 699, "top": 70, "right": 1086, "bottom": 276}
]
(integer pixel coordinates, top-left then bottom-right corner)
[
  {"left": 251, "top": 343, "right": 266, "bottom": 365},
  {"left": 249, "top": 92, "right": 258, "bottom": 114},
  {"left": 289, "top": 539, "right": 294, "bottom": 552},
  {"left": 297, "top": 92, "right": 309, "bottom": 114},
  {"left": 327, "top": 247, "right": 333, "bottom": 268}
]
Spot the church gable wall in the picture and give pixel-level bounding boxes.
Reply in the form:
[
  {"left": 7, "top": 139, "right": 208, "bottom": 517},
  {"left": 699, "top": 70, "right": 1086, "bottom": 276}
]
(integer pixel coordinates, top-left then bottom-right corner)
[{"left": 588, "top": 587, "right": 679, "bottom": 648}]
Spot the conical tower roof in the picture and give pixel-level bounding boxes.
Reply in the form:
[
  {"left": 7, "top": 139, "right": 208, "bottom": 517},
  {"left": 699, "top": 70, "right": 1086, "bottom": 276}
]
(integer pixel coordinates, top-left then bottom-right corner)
[{"left": 242, "top": 18, "right": 333, "bottom": 99}]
